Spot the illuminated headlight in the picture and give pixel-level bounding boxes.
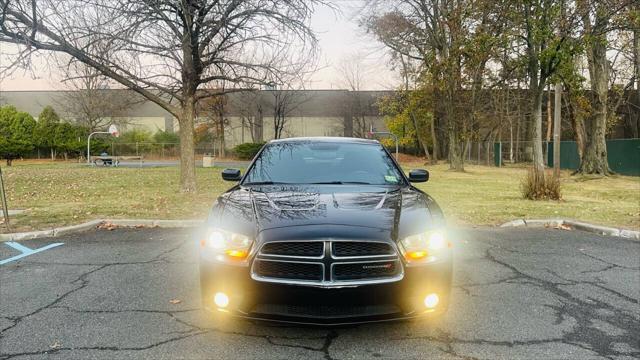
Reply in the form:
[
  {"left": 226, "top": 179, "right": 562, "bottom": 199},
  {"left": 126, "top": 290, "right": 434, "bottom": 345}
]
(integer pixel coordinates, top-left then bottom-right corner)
[
  {"left": 202, "top": 228, "right": 253, "bottom": 263},
  {"left": 213, "top": 292, "right": 230, "bottom": 308},
  {"left": 399, "top": 229, "right": 449, "bottom": 263},
  {"left": 424, "top": 293, "right": 439, "bottom": 309}
]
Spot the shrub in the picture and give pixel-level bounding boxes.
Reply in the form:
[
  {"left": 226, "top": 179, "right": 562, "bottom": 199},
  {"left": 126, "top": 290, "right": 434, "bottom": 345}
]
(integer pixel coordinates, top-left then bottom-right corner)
[
  {"left": 0, "top": 106, "right": 36, "bottom": 165},
  {"left": 233, "top": 142, "right": 266, "bottom": 160},
  {"left": 521, "top": 168, "right": 561, "bottom": 200},
  {"left": 153, "top": 129, "right": 180, "bottom": 144},
  {"left": 118, "top": 128, "right": 153, "bottom": 143}
]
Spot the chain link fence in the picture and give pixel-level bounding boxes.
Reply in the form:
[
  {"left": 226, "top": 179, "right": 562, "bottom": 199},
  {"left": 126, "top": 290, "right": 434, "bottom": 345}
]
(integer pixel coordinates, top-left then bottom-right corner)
[
  {"left": 108, "top": 143, "right": 223, "bottom": 160},
  {"left": 454, "top": 141, "right": 544, "bottom": 166}
]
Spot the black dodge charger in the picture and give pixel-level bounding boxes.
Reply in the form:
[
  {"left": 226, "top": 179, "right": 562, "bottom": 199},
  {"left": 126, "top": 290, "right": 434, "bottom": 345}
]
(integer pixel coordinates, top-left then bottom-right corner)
[{"left": 200, "top": 137, "right": 452, "bottom": 325}]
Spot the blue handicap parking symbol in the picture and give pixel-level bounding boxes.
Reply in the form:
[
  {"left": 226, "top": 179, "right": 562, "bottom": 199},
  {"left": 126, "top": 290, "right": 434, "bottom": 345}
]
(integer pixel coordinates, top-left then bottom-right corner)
[{"left": 0, "top": 241, "right": 64, "bottom": 265}]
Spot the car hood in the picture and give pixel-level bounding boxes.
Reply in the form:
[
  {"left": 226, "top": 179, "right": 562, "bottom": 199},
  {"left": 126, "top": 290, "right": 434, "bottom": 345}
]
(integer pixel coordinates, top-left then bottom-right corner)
[{"left": 208, "top": 185, "right": 444, "bottom": 241}]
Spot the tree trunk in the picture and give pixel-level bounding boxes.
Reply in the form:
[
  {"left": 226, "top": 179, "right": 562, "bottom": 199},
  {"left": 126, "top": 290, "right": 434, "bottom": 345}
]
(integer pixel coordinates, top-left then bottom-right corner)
[
  {"left": 531, "top": 88, "right": 546, "bottom": 175},
  {"left": 565, "top": 82, "right": 587, "bottom": 159},
  {"left": 430, "top": 115, "right": 438, "bottom": 163},
  {"left": 445, "top": 82, "right": 463, "bottom": 171},
  {"left": 178, "top": 98, "right": 197, "bottom": 193},
  {"left": 632, "top": 24, "right": 640, "bottom": 138},
  {"left": 448, "top": 126, "right": 464, "bottom": 170},
  {"left": 408, "top": 111, "right": 431, "bottom": 162},
  {"left": 553, "top": 83, "right": 562, "bottom": 179},
  {"left": 546, "top": 84, "right": 552, "bottom": 144},
  {"left": 635, "top": 3, "right": 640, "bottom": 93},
  {"left": 578, "top": 10, "right": 611, "bottom": 175},
  {"left": 254, "top": 107, "right": 263, "bottom": 142},
  {"left": 545, "top": 84, "right": 552, "bottom": 162},
  {"left": 218, "top": 111, "right": 226, "bottom": 158}
]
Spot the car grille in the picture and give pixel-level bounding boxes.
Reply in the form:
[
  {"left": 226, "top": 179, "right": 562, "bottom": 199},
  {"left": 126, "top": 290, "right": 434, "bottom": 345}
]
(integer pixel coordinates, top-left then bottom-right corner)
[
  {"left": 253, "top": 260, "right": 323, "bottom": 281},
  {"left": 332, "top": 260, "right": 401, "bottom": 281},
  {"left": 261, "top": 241, "right": 324, "bottom": 257},
  {"left": 332, "top": 242, "right": 394, "bottom": 257},
  {"left": 252, "top": 240, "right": 402, "bottom": 287}
]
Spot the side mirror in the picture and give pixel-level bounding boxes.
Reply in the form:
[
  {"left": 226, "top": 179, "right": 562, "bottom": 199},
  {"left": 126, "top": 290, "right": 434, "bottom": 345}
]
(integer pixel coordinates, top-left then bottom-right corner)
[
  {"left": 222, "top": 168, "right": 241, "bottom": 181},
  {"left": 408, "top": 169, "right": 429, "bottom": 183}
]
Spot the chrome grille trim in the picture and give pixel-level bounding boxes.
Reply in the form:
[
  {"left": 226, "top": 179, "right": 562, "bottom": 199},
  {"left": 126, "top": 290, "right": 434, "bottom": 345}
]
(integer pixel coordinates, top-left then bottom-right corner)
[{"left": 251, "top": 240, "right": 404, "bottom": 287}]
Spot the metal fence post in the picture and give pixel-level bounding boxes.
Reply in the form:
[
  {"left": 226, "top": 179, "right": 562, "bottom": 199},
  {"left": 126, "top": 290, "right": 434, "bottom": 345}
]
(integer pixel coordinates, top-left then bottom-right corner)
[
  {"left": 0, "top": 166, "right": 10, "bottom": 231},
  {"left": 494, "top": 142, "right": 502, "bottom": 167}
]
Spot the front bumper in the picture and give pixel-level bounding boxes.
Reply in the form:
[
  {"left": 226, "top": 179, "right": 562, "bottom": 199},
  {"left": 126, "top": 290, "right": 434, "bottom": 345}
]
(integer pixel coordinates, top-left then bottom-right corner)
[{"left": 200, "top": 257, "right": 452, "bottom": 325}]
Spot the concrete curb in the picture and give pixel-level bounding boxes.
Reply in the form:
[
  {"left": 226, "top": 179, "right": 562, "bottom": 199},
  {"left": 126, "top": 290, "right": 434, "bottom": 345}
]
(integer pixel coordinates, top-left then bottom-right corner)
[
  {"left": 500, "top": 219, "right": 639, "bottom": 240},
  {"left": 0, "top": 219, "right": 203, "bottom": 242}
]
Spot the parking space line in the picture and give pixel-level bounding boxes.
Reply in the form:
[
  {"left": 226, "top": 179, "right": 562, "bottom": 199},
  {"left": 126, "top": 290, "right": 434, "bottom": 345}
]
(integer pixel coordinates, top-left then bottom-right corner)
[
  {"left": 5, "top": 241, "right": 34, "bottom": 254},
  {"left": 0, "top": 241, "right": 64, "bottom": 265}
]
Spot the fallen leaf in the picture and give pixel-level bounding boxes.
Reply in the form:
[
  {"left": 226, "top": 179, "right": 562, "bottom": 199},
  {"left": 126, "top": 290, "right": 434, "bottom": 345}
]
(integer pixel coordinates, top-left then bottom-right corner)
[{"left": 97, "top": 222, "right": 119, "bottom": 231}]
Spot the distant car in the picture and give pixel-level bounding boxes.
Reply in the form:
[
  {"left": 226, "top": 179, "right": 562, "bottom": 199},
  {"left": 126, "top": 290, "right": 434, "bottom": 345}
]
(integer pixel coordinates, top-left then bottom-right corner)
[{"left": 199, "top": 137, "right": 452, "bottom": 325}]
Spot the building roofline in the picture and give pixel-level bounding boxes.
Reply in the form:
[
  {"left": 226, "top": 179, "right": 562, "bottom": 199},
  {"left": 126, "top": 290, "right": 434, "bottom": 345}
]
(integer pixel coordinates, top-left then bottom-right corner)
[{"left": 268, "top": 136, "right": 379, "bottom": 144}]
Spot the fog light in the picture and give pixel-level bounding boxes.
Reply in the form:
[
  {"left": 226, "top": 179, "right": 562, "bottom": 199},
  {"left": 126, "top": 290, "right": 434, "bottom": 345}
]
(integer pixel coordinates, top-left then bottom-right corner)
[
  {"left": 214, "top": 292, "right": 229, "bottom": 308},
  {"left": 424, "top": 293, "right": 439, "bottom": 309}
]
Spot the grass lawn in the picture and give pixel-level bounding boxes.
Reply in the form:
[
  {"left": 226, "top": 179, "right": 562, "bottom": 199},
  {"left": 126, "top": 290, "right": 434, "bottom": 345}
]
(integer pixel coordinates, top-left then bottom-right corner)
[{"left": 1, "top": 161, "right": 638, "bottom": 233}]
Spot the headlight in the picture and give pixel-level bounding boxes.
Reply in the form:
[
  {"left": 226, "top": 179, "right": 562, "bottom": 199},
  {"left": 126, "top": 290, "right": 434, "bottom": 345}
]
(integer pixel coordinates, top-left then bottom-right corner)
[
  {"left": 398, "top": 229, "right": 450, "bottom": 264},
  {"left": 201, "top": 228, "right": 253, "bottom": 263}
]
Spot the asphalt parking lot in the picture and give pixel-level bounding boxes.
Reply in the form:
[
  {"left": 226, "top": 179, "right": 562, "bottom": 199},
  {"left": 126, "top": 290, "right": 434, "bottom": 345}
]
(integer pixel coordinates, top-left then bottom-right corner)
[{"left": 0, "top": 227, "right": 638, "bottom": 359}]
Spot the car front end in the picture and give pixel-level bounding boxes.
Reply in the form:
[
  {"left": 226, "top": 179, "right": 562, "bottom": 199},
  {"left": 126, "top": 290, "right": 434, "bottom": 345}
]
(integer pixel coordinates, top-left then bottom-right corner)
[
  {"left": 200, "top": 225, "right": 452, "bottom": 325},
  {"left": 199, "top": 138, "right": 453, "bottom": 325}
]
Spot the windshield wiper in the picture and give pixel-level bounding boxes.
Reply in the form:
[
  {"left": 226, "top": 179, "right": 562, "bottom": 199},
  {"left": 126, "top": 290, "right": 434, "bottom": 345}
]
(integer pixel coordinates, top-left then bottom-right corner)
[{"left": 308, "top": 181, "right": 372, "bottom": 185}]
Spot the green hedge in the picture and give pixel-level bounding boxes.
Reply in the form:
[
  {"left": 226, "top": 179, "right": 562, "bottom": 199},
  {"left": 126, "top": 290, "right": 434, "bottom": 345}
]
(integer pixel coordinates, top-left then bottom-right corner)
[{"left": 233, "top": 142, "right": 266, "bottom": 160}]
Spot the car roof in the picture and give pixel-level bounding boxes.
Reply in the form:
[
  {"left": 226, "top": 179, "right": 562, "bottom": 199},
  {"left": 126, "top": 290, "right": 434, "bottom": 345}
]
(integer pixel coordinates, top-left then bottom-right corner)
[{"left": 268, "top": 136, "right": 380, "bottom": 145}]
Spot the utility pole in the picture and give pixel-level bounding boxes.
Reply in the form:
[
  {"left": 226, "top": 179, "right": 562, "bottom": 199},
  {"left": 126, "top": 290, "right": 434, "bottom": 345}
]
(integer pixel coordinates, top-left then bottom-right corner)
[{"left": 553, "top": 83, "right": 562, "bottom": 179}]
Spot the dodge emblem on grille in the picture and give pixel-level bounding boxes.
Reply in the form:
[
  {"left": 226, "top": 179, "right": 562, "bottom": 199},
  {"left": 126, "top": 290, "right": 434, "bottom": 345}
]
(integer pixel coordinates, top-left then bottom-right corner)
[{"left": 362, "top": 263, "right": 393, "bottom": 270}]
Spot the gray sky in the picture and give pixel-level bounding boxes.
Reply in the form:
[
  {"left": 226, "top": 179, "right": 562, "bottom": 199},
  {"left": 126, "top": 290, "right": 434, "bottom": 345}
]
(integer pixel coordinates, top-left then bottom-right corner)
[{"left": 0, "top": 2, "right": 399, "bottom": 92}]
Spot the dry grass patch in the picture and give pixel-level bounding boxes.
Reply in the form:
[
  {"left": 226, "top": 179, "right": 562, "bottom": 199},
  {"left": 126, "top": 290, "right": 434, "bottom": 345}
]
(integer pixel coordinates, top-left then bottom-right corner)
[
  {"left": 404, "top": 162, "right": 639, "bottom": 229},
  {"left": 1, "top": 160, "right": 638, "bottom": 232}
]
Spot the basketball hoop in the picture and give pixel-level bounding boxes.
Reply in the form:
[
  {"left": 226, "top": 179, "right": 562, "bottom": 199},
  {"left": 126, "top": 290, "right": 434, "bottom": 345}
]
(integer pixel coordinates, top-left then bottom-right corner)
[
  {"left": 87, "top": 125, "right": 120, "bottom": 164},
  {"left": 108, "top": 124, "right": 120, "bottom": 138}
]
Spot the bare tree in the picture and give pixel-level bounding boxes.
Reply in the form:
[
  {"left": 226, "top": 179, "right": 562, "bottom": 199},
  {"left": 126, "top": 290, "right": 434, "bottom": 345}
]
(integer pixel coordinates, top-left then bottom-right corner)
[
  {"left": 55, "top": 60, "right": 140, "bottom": 132},
  {"left": 199, "top": 93, "right": 228, "bottom": 157},
  {"left": 269, "top": 87, "right": 314, "bottom": 140},
  {"left": 576, "top": 0, "right": 634, "bottom": 175},
  {"left": 267, "top": 71, "right": 316, "bottom": 139},
  {"left": 0, "top": 0, "right": 320, "bottom": 192},
  {"left": 231, "top": 90, "right": 264, "bottom": 143},
  {"left": 336, "top": 52, "right": 374, "bottom": 137}
]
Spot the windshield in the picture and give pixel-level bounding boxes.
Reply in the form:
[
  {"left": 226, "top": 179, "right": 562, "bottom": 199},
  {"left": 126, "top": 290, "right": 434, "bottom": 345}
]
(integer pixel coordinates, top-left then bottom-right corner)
[{"left": 243, "top": 142, "right": 405, "bottom": 186}]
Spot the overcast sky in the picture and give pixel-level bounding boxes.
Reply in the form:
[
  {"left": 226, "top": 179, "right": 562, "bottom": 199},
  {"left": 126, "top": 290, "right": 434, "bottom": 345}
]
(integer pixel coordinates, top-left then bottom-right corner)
[{"left": 0, "top": 1, "right": 399, "bottom": 92}]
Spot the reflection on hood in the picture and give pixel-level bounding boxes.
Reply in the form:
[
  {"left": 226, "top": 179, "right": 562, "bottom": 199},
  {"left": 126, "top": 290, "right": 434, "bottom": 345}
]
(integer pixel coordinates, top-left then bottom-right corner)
[{"left": 210, "top": 184, "right": 441, "bottom": 240}]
